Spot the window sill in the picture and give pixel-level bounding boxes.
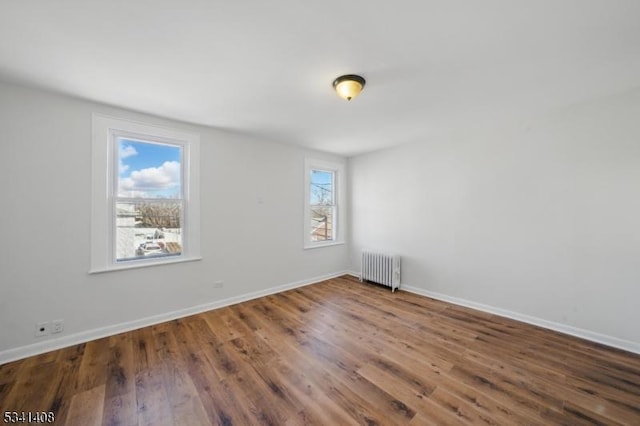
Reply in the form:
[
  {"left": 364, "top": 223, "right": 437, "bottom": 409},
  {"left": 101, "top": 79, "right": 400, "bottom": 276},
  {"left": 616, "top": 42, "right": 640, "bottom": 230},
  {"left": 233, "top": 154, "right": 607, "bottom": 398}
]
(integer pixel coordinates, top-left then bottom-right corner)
[
  {"left": 303, "top": 241, "right": 345, "bottom": 250},
  {"left": 89, "top": 255, "right": 202, "bottom": 274}
]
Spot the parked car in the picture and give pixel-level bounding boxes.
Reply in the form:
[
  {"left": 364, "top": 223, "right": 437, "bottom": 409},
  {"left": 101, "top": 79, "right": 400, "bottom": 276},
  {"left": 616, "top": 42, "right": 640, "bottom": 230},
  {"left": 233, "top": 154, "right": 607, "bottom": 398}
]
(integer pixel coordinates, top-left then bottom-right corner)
[{"left": 136, "top": 242, "right": 164, "bottom": 256}]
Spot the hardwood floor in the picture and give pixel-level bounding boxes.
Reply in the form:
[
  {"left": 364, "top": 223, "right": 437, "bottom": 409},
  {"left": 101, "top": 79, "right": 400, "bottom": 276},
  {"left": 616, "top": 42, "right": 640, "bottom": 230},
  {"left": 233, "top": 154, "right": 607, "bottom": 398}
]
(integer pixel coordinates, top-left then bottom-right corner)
[{"left": 1, "top": 275, "right": 639, "bottom": 425}]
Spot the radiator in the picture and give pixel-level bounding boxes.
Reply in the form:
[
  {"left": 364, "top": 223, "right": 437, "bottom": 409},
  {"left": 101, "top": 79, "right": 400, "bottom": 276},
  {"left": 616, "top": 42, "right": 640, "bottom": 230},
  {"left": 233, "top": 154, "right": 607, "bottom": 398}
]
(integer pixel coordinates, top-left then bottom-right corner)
[{"left": 360, "top": 251, "right": 401, "bottom": 292}]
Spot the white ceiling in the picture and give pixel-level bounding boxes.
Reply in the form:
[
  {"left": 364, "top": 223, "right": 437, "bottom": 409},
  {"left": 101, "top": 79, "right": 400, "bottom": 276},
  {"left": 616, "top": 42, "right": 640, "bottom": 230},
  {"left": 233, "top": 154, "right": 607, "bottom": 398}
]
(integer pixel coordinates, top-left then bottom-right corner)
[{"left": 1, "top": 1, "right": 639, "bottom": 156}]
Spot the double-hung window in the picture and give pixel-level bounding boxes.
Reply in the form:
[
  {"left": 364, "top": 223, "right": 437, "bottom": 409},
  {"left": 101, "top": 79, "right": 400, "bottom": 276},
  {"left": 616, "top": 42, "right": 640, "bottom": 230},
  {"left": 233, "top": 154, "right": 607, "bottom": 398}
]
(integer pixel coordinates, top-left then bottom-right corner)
[
  {"left": 91, "top": 114, "right": 201, "bottom": 272},
  {"left": 304, "top": 158, "right": 345, "bottom": 248}
]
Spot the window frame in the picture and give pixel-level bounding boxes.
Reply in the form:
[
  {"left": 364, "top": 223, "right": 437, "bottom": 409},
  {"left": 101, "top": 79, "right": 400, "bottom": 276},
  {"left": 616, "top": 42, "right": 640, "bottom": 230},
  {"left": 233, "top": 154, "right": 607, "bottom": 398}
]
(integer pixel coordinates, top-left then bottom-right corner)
[
  {"left": 90, "top": 114, "right": 201, "bottom": 273},
  {"left": 304, "top": 158, "right": 346, "bottom": 249}
]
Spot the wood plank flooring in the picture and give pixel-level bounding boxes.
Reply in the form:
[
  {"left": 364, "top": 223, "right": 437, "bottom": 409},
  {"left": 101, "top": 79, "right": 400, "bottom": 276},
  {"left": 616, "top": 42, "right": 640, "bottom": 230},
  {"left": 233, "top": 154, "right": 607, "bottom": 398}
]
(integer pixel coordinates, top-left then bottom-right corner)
[{"left": 1, "top": 275, "right": 639, "bottom": 425}]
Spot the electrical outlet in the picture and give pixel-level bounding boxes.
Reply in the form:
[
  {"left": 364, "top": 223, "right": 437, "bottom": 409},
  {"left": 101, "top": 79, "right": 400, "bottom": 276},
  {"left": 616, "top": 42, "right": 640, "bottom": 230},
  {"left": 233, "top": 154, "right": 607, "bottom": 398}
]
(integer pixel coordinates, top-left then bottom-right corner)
[
  {"left": 213, "top": 280, "right": 224, "bottom": 288},
  {"left": 35, "top": 322, "right": 50, "bottom": 337},
  {"left": 51, "top": 319, "right": 64, "bottom": 334}
]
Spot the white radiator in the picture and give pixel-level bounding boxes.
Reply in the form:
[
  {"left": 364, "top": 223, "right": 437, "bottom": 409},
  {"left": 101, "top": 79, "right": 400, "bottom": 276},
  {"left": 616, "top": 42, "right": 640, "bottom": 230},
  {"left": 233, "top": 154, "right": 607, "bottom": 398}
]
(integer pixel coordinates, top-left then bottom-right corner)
[{"left": 360, "top": 251, "right": 401, "bottom": 292}]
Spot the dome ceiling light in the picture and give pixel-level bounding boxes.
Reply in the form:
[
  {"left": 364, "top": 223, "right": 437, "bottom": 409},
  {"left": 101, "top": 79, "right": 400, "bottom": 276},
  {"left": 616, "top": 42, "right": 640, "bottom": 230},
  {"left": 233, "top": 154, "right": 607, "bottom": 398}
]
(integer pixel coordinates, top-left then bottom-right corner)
[{"left": 332, "top": 74, "right": 366, "bottom": 101}]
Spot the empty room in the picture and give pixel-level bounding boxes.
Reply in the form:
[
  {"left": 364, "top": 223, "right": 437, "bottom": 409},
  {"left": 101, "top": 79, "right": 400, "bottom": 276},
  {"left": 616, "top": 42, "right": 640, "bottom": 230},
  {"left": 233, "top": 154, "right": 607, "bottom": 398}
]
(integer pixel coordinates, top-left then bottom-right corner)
[{"left": 1, "top": 1, "right": 639, "bottom": 425}]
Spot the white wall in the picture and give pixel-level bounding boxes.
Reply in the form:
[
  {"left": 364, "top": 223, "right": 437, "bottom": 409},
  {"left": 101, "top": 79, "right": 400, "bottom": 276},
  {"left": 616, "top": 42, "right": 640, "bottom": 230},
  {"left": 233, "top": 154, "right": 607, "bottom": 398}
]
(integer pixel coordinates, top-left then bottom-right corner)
[
  {"left": 0, "top": 81, "right": 349, "bottom": 361},
  {"left": 350, "top": 88, "right": 640, "bottom": 349}
]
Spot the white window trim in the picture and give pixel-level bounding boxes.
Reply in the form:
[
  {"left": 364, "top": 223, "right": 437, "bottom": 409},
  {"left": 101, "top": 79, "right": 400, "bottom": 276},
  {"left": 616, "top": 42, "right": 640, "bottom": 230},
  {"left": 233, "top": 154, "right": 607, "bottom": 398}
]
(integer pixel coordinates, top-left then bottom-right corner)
[
  {"left": 304, "top": 158, "right": 346, "bottom": 249},
  {"left": 90, "top": 114, "right": 201, "bottom": 273}
]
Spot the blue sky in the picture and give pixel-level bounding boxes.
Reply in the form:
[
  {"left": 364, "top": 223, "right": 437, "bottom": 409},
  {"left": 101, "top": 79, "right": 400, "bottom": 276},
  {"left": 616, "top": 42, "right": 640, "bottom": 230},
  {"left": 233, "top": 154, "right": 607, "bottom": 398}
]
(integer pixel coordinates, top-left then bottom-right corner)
[
  {"left": 310, "top": 170, "right": 333, "bottom": 205},
  {"left": 118, "top": 138, "right": 182, "bottom": 198}
]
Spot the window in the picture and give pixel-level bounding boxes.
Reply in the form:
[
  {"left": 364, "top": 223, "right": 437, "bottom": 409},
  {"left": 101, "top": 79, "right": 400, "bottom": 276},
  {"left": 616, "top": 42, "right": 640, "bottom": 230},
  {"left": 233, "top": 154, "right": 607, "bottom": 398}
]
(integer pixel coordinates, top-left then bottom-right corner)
[
  {"left": 310, "top": 169, "right": 335, "bottom": 242},
  {"left": 91, "top": 114, "right": 201, "bottom": 272},
  {"left": 304, "top": 158, "right": 345, "bottom": 248}
]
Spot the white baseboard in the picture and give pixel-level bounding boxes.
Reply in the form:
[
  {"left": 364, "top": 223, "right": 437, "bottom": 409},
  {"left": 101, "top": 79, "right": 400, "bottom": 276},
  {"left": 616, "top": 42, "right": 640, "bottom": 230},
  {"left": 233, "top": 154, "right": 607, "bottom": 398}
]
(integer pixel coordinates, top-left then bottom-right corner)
[
  {"left": 5, "top": 272, "right": 637, "bottom": 364},
  {"left": 346, "top": 272, "right": 640, "bottom": 354},
  {"left": 0, "top": 271, "right": 349, "bottom": 365},
  {"left": 400, "top": 284, "right": 640, "bottom": 355}
]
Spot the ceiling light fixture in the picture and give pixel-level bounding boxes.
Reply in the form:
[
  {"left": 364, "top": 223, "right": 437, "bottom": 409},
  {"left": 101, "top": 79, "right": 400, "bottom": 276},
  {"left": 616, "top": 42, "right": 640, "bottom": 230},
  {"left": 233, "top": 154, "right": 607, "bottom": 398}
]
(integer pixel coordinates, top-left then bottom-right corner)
[{"left": 332, "top": 74, "right": 366, "bottom": 101}]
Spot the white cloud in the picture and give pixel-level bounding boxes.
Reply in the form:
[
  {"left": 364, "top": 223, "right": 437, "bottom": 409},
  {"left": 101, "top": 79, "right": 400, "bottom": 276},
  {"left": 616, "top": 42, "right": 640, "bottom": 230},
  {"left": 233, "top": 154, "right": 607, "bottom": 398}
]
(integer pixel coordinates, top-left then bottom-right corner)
[
  {"left": 119, "top": 144, "right": 138, "bottom": 174},
  {"left": 118, "top": 161, "right": 181, "bottom": 197},
  {"left": 119, "top": 145, "right": 138, "bottom": 158}
]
